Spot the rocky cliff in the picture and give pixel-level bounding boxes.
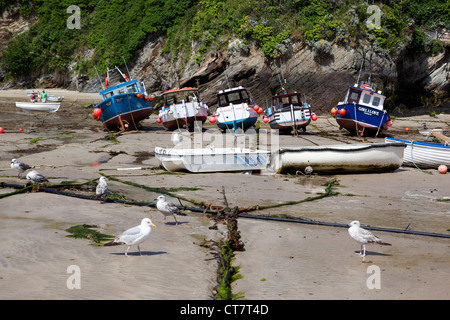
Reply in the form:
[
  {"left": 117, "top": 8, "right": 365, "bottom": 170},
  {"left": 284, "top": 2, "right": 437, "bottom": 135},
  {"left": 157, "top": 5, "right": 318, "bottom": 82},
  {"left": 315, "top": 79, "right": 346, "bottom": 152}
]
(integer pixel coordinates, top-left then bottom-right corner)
[
  {"left": 115, "top": 34, "right": 449, "bottom": 114},
  {"left": 1, "top": 8, "right": 448, "bottom": 114}
]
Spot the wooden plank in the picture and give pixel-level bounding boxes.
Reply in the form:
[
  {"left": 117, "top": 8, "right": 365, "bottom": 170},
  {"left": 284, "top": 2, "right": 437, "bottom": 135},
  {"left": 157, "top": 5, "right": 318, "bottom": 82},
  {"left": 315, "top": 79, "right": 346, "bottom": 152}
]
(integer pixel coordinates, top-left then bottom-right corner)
[{"left": 432, "top": 131, "right": 450, "bottom": 142}]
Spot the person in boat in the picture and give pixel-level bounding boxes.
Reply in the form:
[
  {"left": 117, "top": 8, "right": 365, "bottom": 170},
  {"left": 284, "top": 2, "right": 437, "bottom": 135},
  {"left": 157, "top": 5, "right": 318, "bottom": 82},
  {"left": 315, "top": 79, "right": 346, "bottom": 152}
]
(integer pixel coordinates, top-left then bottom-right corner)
[
  {"left": 30, "top": 92, "right": 36, "bottom": 103},
  {"left": 41, "top": 90, "right": 47, "bottom": 103}
]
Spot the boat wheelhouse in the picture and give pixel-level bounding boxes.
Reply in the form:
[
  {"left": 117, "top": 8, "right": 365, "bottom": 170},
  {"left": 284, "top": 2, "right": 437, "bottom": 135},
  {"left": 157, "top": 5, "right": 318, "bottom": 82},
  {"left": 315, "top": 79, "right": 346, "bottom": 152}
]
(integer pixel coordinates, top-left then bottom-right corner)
[
  {"left": 333, "top": 82, "right": 392, "bottom": 136},
  {"left": 158, "top": 87, "right": 208, "bottom": 131}
]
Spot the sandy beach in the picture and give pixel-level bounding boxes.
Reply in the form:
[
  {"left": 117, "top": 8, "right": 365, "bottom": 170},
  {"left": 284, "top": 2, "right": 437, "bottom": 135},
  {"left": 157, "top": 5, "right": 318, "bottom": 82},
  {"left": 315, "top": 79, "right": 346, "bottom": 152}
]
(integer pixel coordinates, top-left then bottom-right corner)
[{"left": 0, "top": 89, "right": 449, "bottom": 300}]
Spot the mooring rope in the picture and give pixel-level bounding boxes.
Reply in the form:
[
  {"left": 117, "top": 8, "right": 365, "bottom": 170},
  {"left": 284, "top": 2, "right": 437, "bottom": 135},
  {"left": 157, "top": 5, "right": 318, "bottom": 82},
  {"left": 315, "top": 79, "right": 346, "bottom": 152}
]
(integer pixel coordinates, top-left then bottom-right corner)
[{"left": 1, "top": 182, "right": 449, "bottom": 239}]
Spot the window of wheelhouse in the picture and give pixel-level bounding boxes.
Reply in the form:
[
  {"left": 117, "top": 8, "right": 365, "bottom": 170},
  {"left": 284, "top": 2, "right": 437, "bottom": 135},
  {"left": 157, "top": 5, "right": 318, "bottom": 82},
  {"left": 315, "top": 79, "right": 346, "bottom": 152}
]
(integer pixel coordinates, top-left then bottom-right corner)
[
  {"left": 291, "top": 94, "right": 300, "bottom": 105},
  {"left": 219, "top": 89, "right": 249, "bottom": 107},
  {"left": 347, "top": 88, "right": 361, "bottom": 104}
]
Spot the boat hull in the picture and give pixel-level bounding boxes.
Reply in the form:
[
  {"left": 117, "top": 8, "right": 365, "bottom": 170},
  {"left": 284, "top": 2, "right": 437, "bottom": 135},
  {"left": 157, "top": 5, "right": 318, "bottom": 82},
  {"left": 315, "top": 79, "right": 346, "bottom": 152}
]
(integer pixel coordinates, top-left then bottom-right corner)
[
  {"left": 335, "top": 103, "right": 389, "bottom": 135},
  {"left": 96, "top": 93, "right": 152, "bottom": 131},
  {"left": 385, "top": 137, "right": 450, "bottom": 169},
  {"left": 215, "top": 105, "right": 258, "bottom": 131},
  {"left": 268, "top": 106, "right": 311, "bottom": 131},
  {"left": 155, "top": 147, "right": 270, "bottom": 173},
  {"left": 269, "top": 142, "right": 405, "bottom": 174},
  {"left": 159, "top": 102, "right": 208, "bottom": 131},
  {"left": 15, "top": 102, "right": 61, "bottom": 113}
]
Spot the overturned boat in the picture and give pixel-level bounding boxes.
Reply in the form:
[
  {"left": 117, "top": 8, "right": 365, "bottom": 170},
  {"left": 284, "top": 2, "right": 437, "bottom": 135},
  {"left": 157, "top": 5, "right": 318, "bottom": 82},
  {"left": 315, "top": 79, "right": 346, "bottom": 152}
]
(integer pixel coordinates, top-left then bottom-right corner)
[
  {"left": 155, "top": 146, "right": 270, "bottom": 173},
  {"left": 269, "top": 142, "right": 405, "bottom": 174}
]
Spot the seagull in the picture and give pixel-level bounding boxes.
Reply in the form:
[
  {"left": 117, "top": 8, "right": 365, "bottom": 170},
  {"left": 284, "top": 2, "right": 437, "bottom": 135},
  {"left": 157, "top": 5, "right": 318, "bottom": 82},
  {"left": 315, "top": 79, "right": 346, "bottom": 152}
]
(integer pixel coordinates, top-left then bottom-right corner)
[
  {"left": 96, "top": 177, "right": 108, "bottom": 198},
  {"left": 11, "top": 159, "right": 32, "bottom": 178},
  {"left": 104, "top": 218, "right": 155, "bottom": 257},
  {"left": 155, "top": 195, "right": 186, "bottom": 225},
  {"left": 26, "top": 170, "right": 49, "bottom": 184},
  {"left": 348, "top": 220, "right": 391, "bottom": 257}
]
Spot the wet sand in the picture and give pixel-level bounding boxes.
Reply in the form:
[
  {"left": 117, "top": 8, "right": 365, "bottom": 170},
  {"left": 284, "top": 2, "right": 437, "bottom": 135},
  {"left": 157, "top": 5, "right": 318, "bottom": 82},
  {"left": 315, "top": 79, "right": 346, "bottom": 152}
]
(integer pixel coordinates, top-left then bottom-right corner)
[{"left": 0, "top": 89, "right": 449, "bottom": 300}]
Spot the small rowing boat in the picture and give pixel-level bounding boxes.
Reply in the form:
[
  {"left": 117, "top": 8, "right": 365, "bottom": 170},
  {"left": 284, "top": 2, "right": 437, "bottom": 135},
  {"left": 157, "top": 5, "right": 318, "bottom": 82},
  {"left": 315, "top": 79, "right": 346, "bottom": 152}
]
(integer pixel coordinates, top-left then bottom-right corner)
[{"left": 15, "top": 102, "right": 61, "bottom": 113}]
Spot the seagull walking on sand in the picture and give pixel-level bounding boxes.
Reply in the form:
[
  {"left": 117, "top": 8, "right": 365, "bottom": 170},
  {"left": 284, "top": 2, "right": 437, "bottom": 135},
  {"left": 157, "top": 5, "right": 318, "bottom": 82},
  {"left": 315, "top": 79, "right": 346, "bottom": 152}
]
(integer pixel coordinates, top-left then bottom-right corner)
[
  {"left": 11, "top": 159, "right": 32, "bottom": 178},
  {"left": 104, "top": 218, "right": 155, "bottom": 257},
  {"left": 96, "top": 176, "right": 108, "bottom": 198},
  {"left": 348, "top": 220, "right": 391, "bottom": 257},
  {"left": 155, "top": 195, "right": 186, "bottom": 225},
  {"left": 26, "top": 170, "right": 49, "bottom": 184}
]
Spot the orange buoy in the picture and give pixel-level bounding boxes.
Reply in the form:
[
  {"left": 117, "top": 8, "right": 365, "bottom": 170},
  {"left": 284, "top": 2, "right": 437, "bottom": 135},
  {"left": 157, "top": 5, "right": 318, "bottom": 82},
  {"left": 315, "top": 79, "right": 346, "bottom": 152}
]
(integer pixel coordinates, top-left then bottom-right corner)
[
  {"left": 331, "top": 108, "right": 337, "bottom": 115},
  {"left": 405, "top": 127, "right": 409, "bottom": 132},
  {"left": 157, "top": 118, "right": 162, "bottom": 124},
  {"left": 136, "top": 93, "right": 143, "bottom": 99},
  {"left": 257, "top": 107, "right": 263, "bottom": 114},
  {"left": 339, "top": 108, "right": 346, "bottom": 115},
  {"left": 92, "top": 108, "right": 102, "bottom": 120},
  {"left": 263, "top": 117, "right": 269, "bottom": 123},
  {"left": 209, "top": 115, "right": 217, "bottom": 123},
  {"left": 438, "top": 165, "right": 447, "bottom": 174},
  {"left": 311, "top": 113, "right": 318, "bottom": 121}
]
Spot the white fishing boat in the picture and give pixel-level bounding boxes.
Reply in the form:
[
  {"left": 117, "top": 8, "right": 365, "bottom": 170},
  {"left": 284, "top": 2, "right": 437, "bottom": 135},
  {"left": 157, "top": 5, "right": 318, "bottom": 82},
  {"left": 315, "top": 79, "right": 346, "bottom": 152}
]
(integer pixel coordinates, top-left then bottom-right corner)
[
  {"left": 265, "top": 91, "right": 314, "bottom": 133},
  {"left": 155, "top": 146, "right": 271, "bottom": 173},
  {"left": 269, "top": 142, "right": 406, "bottom": 174},
  {"left": 385, "top": 137, "right": 450, "bottom": 169},
  {"left": 158, "top": 87, "right": 208, "bottom": 131},
  {"left": 211, "top": 86, "right": 259, "bottom": 132},
  {"left": 15, "top": 102, "right": 61, "bottom": 113}
]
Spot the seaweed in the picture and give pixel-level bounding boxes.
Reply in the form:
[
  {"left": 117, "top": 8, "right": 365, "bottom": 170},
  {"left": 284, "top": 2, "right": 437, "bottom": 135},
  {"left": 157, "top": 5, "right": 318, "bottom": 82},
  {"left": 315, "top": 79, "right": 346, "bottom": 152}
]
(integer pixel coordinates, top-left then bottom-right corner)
[{"left": 65, "top": 224, "right": 115, "bottom": 245}]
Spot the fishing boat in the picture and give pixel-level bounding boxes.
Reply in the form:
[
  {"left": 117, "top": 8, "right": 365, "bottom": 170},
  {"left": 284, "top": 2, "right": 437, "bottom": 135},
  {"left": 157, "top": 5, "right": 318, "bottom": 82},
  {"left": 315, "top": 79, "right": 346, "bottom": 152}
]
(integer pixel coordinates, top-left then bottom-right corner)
[
  {"left": 92, "top": 66, "right": 153, "bottom": 131},
  {"left": 15, "top": 102, "right": 61, "bottom": 113},
  {"left": 385, "top": 137, "right": 450, "bottom": 169},
  {"left": 155, "top": 146, "right": 271, "bottom": 173},
  {"left": 268, "top": 142, "right": 405, "bottom": 174},
  {"left": 265, "top": 91, "right": 314, "bottom": 133},
  {"left": 332, "top": 82, "right": 392, "bottom": 137},
  {"left": 157, "top": 87, "right": 208, "bottom": 131},
  {"left": 210, "top": 86, "right": 259, "bottom": 132}
]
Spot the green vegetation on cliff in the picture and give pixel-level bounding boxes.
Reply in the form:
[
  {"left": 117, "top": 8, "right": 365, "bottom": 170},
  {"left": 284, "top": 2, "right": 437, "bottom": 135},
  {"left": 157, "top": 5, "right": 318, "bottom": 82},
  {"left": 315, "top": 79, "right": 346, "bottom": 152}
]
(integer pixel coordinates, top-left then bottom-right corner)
[{"left": 1, "top": 0, "right": 448, "bottom": 79}]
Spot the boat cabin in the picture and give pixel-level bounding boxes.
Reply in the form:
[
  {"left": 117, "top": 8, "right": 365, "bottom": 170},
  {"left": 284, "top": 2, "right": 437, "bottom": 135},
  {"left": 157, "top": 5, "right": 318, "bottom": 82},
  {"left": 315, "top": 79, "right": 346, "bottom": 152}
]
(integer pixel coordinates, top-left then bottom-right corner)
[
  {"left": 344, "top": 83, "right": 386, "bottom": 111},
  {"left": 100, "top": 80, "right": 142, "bottom": 100},
  {"left": 163, "top": 88, "right": 199, "bottom": 107},
  {"left": 272, "top": 92, "right": 306, "bottom": 111},
  {"left": 217, "top": 86, "right": 251, "bottom": 108}
]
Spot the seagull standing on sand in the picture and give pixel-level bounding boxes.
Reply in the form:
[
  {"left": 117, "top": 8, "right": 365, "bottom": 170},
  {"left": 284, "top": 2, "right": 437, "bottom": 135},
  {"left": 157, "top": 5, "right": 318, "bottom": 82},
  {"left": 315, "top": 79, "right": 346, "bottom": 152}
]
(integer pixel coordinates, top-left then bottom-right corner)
[
  {"left": 11, "top": 159, "right": 32, "bottom": 178},
  {"left": 348, "top": 220, "right": 391, "bottom": 257},
  {"left": 104, "top": 218, "right": 155, "bottom": 257},
  {"left": 96, "top": 177, "right": 108, "bottom": 198},
  {"left": 155, "top": 195, "right": 186, "bottom": 225},
  {"left": 26, "top": 170, "right": 49, "bottom": 184}
]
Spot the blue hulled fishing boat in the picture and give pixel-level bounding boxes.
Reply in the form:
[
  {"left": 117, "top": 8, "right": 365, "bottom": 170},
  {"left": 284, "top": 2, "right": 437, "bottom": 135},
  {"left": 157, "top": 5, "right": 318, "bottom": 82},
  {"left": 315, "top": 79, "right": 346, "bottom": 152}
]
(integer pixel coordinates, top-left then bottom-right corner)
[
  {"left": 93, "top": 67, "right": 153, "bottom": 131},
  {"left": 333, "top": 81, "right": 392, "bottom": 137}
]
